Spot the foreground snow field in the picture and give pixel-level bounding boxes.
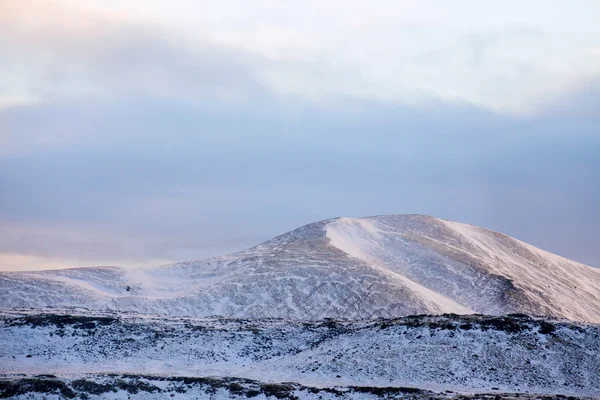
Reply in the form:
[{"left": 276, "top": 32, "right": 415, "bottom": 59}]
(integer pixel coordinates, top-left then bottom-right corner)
[
  {"left": 1, "top": 310, "right": 599, "bottom": 398},
  {"left": 2, "top": 215, "right": 600, "bottom": 322}
]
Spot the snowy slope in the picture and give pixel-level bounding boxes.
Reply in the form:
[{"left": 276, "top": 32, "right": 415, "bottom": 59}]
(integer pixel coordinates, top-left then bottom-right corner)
[
  {"left": 1, "top": 215, "right": 599, "bottom": 322},
  {"left": 1, "top": 310, "right": 599, "bottom": 397},
  {"left": 324, "top": 215, "right": 600, "bottom": 322}
]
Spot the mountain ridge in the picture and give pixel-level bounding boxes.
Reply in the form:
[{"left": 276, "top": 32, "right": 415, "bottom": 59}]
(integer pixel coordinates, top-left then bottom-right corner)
[{"left": 1, "top": 214, "right": 599, "bottom": 322}]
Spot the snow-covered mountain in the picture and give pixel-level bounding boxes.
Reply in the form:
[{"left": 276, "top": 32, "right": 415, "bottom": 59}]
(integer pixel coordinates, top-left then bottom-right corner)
[{"left": 1, "top": 214, "right": 600, "bottom": 322}]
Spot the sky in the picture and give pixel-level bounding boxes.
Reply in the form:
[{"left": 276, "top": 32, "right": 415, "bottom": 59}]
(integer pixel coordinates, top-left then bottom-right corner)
[{"left": 1, "top": 0, "right": 599, "bottom": 270}]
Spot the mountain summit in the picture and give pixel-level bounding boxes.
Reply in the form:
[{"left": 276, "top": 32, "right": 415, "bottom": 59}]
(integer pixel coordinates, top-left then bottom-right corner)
[{"left": 2, "top": 214, "right": 599, "bottom": 322}]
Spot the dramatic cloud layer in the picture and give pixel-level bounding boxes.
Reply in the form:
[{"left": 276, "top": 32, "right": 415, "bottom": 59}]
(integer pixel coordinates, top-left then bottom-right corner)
[{"left": 1, "top": 0, "right": 599, "bottom": 269}]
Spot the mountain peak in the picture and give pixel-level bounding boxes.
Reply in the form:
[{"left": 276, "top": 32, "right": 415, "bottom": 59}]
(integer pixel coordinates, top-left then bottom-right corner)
[{"left": 1, "top": 214, "right": 599, "bottom": 322}]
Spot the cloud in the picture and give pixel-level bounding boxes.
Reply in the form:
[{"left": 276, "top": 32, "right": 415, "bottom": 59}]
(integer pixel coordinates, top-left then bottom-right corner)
[
  {"left": 0, "top": 0, "right": 272, "bottom": 108},
  {"left": 1, "top": 86, "right": 599, "bottom": 269},
  {"left": 2, "top": 0, "right": 600, "bottom": 114}
]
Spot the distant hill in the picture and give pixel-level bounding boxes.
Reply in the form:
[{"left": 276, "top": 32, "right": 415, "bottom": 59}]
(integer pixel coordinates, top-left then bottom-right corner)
[{"left": 2, "top": 214, "right": 599, "bottom": 322}]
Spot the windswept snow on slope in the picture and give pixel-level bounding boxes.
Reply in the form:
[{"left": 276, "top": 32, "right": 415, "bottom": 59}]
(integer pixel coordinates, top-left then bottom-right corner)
[
  {"left": 325, "top": 218, "right": 383, "bottom": 262},
  {"left": 1, "top": 214, "right": 599, "bottom": 322},
  {"left": 326, "top": 218, "right": 472, "bottom": 315},
  {"left": 324, "top": 215, "right": 600, "bottom": 323},
  {"left": 440, "top": 219, "right": 600, "bottom": 324}
]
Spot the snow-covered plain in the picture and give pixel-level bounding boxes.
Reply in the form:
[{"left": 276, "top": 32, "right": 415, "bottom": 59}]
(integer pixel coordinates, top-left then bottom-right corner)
[
  {"left": 1, "top": 310, "right": 599, "bottom": 398},
  {"left": 1, "top": 215, "right": 599, "bottom": 322}
]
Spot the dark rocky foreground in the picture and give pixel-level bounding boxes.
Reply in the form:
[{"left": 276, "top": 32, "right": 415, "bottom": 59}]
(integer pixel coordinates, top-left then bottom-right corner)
[{"left": 0, "top": 374, "right": 596, "bottom": 399}]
